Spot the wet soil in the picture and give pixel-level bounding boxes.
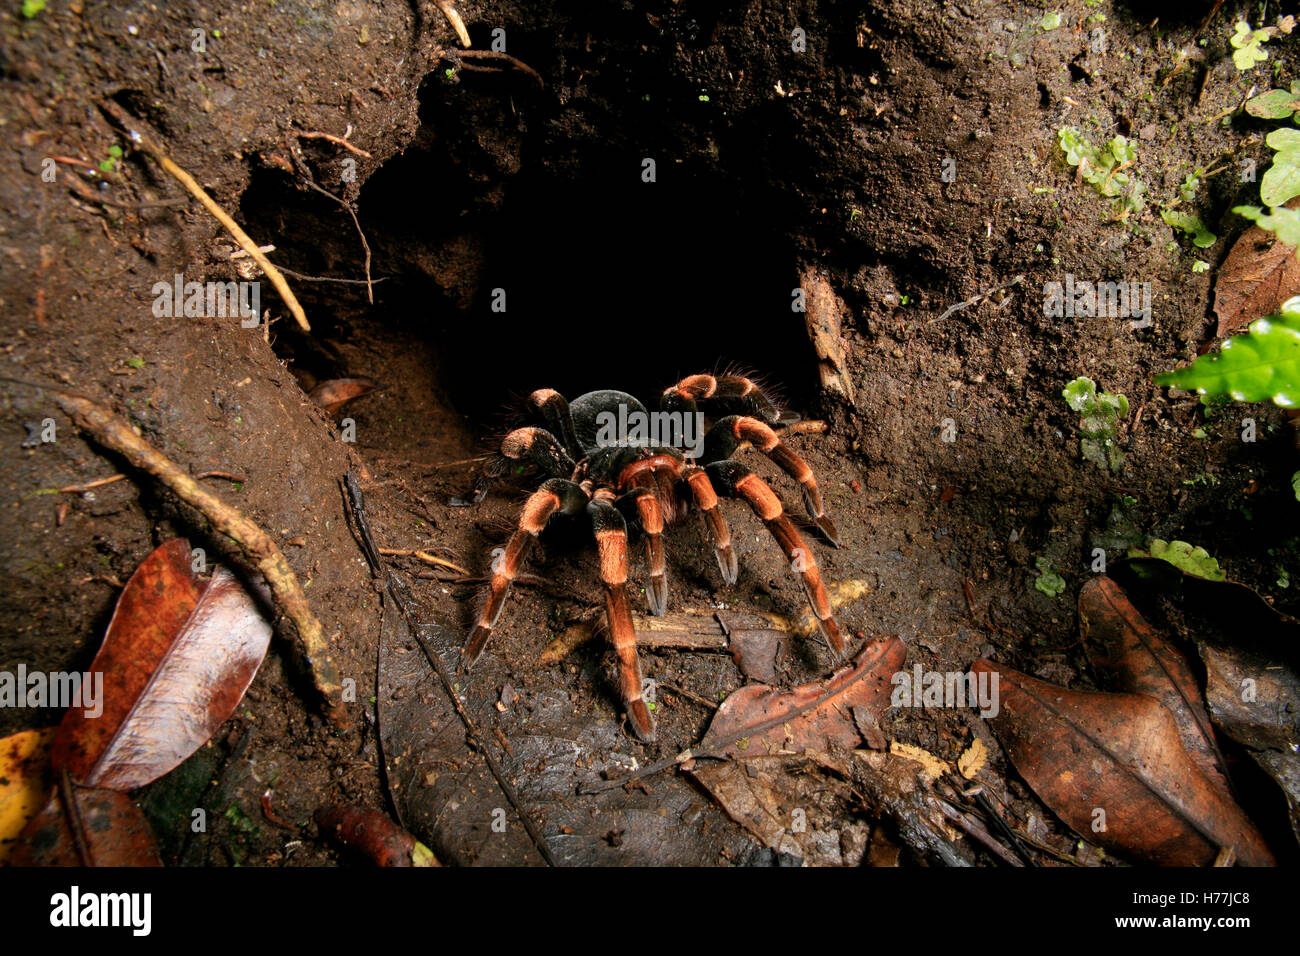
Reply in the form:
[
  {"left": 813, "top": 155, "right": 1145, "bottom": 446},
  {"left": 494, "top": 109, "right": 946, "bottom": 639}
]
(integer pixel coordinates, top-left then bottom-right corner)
[{"left": 2, "top": 0, "right": 1297, "bottom": 865}]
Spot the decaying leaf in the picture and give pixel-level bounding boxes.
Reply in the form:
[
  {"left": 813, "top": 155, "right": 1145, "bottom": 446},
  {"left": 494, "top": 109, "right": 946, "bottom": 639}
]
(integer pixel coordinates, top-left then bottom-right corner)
[
  {"left": 307, "top": 377, "right": 378, "bottom": 415},
  {"left": 315, "top": 805, "right": 439, "bottom": 866},
  {"left": 799, "top": 265, "right": 857, "bottom": 403},
  {"left": 1215, "top": 197, "right": 1300, "bottom": 338},
  {"left": 958, "top": 737, "right": 987, "bottom": 780},
  {"left": 690, "top": 753, "right": 869, "bottom": 865},
  {"left": 1080, "top": 576, "right": 1229, "bottom": 790},
  {"left": 52, "top": 538, "right": 272, "bottom": 790},
  {"left": 973, "top": 660, "right": 1274, "bottom": 866},
  {"left": 0, "top": 727, "right": 55, "bottom": 863},
  {"left": 701, "top": 637, "right": 906, "bottom": 759},
  {"left": 10, "top": 786, "right": 161, "bottom": 866}
]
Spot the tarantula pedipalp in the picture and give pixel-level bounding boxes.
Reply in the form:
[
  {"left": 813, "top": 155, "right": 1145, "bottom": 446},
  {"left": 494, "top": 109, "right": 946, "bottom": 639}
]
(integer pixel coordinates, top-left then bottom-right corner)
[{"left": 458, "top": 373, "right": 846, "bottom": 743}]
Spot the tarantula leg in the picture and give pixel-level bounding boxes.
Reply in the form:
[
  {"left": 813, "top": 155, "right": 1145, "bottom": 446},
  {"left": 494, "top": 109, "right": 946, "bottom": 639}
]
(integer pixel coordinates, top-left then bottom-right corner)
[
  {"left": 661, "top": 373, "right": 783, "bottom": 424},
  {"left": 527, "top": 389, "right": 583, "bottom": 460},
  {"left": 684, "top": 465, "right": 738, "bottom": 585},
  {"left": 501, "top": 426, "right": 577, "bottom": 478},
  {"left": 617, "top": 480, "right": 669, "bottom": 616},
  {"left": 464, "top": 478, "right": 589, "bottom": 666},
  {"left": 706, "top": 460, "right": 845, "bottom": 657},
  {"left": 705, "top": 416, "right": 840, "bottom": 547},
  {"left": 590, "top": 496, "right": 655, "bottom": 742}
]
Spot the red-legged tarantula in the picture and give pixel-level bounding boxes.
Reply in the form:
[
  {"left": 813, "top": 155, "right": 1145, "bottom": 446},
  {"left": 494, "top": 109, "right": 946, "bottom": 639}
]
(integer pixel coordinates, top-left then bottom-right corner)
[{"left": 456, "top": 373, "right": 845, "bottom": 743}]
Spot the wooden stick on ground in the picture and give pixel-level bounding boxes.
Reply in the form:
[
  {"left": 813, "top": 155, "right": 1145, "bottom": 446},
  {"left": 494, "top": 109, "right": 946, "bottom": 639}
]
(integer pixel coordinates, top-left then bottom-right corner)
[
  {"left": 45, "top": 384, "right": 345, "bottom": 724},
  {"left": 98, "top": 99, "right": 311, "bottom": 333}
]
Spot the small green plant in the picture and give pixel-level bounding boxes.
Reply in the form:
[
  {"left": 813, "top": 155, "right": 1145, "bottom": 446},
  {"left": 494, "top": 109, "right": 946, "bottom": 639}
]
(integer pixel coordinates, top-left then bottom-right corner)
[
  {"left": 1127, "top": 539, "right": 1225, "bottom": 581},
  {"left": 1293, "top": 471, "right": 1300, "bottom": 501},
  {"left": 1154, "top": 301, "right": 1300, "bottom": 407},
  {"left": 97, "top": 144, "right": 123, "bottom": 176},
  {"left": 1231, "top": 20, "right": 1273, "bottom": 71},
  {"left": 1057, "top": 128, "right": 1146, "bottom": 219},
  {"left": 1063, "top": 376, "right": 1129, "bottom": 474},
  {"left": 1034, "top": 558, "right": 1066, "bottom": 597},
  {"left": 1040, "top": 12, "right": 1062, "bottom": 31},
  {"left": 1161, "top": 208, "right": 1216, "bottom": 248},
  {"left": 21, "top": 0, "right": 45, "bottom": 17}
]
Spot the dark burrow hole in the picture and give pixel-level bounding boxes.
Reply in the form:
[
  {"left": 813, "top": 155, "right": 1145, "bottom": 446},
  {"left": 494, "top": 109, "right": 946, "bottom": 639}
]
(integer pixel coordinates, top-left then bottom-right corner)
[{"left": 243, "top": 102, "right": 824, "bottom": 444}]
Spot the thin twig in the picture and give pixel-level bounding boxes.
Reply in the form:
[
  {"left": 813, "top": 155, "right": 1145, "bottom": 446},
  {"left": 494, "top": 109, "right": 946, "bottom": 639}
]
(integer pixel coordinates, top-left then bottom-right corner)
[
  {"left": 378, "top": 547, "right": 469, "bottom": 576},
  {"left": 292, "top": 155, "right": 375, "bottom": 304},
  {"left": 98, "top": 99, "right": 311, "bottom": 332},
  {"left": 59, "top": 473, "right": 126, "bottom": 493},
  {"left": 58, "top": 770, "right": 93, "bottom": 867},
  {"left": 933, "top": 274, "right": 1025, "bottom": 323},
  {"left": 294, "top": 129, "right": 372, "bottom": 158},
  {"left": 455, "top": 49, "right": 545, "bottom": 86}
]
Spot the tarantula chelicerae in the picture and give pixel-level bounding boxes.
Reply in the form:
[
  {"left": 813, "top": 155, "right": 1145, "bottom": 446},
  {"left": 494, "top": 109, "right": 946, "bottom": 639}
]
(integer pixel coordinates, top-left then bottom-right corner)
[{"left": 457, "top": 373, "right": 845, "bottom": 743}]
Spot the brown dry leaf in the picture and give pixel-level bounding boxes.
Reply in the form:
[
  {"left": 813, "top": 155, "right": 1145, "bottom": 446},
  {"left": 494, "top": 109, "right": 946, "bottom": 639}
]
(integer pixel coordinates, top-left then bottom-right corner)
[
  {"left": 690, "top": 754, "right": 869, "bottom": 865},
  {"left": 1080, "top": 576, "right": 1229, "bottom": 790},
  {"left": 1214, "top": 197, "right": 1300, "bottom": 338},
  {"left": 9, "top": 786, "right": 161, "bottom": 866},
  {"left": 52, "top": 538, "right": 272, "bottom": 790},
  {"left": 701, "top": 637, "right": 905, "bottom": 758},
  {"left": 0, "top": 727, "right": 55, "bottom": 863},
  {"left": 307, "top": 377, "right": 378, "bottom": 415},
  {"left": 973, "top": 660, "right": 1274, "bottom": 866},
  {"left": 799, "top": 265, "right": 857, "bottom": 403},
  {"left": 315, "top": 805, "right": 439, "bottom": 866}
]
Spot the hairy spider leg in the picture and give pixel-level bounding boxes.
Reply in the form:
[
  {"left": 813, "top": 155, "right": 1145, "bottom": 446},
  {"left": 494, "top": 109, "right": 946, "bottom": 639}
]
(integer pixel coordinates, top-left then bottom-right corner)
[
  {"left": 661, "top": 372, "right": 784, "bottom": 427},
  {"left": 704, "top": 416, "right": 840, "bottom": 547},
  {"left": 706, "top": 459, "right": 845, "bottom": 657},
  {"left": 464, "top": 477, "right": 589, "bottom": 665},
  {"left": 615, "top": 476, "right": 669, "bottom": 616},
  {"left": 501, "top": 426, "right": 578, "bottom": 478},
  {"left": 589, "top": 493, "right": 656, "bottom": 743},
  {"left": 527, "top": 388, "right": 583, "bottom": 460},
  {"left": 681, "top": 464, "right": 739, "bottom": 585}
]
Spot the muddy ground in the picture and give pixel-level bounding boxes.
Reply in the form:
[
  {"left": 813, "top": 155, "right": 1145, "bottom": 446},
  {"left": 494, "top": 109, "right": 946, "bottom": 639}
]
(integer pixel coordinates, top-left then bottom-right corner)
[{"left": 1, "top": 0, "right": 1297, "bottom": 866}]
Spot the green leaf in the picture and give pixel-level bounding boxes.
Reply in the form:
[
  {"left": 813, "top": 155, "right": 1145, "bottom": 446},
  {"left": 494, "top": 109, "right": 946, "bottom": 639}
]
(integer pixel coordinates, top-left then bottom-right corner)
[
  {"left": 1261, "top": 153, "right": 1300, "bottom": 207},
  {"left": 21, "top": 0, "right": 44, "bottom": 17},
  {"left": 1154, "top": 310, "right": 1300, "bottom": 406},
  {"left": 1161, "top": 208, "right": 1216, "bottom": 248},
  {"left": 1062, "top": 376, "right": 1096, "bottom": 412},
  {"left": 1246, "top": 89, "right": 1300, "bottom": 119},
  {"left": 1127, "top": 540, "right": 1225, "bottom": 581},
  {"left": 1034, "top": 558, "right": 1066, "bottom": 597},
  {"left": 1235, "top": 205, "right": 1300, "bottom": 247},
  {"left": 1040, "top": 11, "right": 1062, "bottom": 30},
  {"left": 1293, "top": 471, "right": 1300, "bottom": 501}
]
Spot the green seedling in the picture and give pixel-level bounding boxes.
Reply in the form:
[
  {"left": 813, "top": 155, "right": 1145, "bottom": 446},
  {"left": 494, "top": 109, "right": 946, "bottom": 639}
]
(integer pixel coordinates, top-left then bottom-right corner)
[
  {"left": 1231, "top": 20, "right": 1273, "bottom": 71},
  {"left": 1128, "top": 539, "right": 1225, "bottom": 581},
  {"left": 1293, "top": 471, "right": 1300, "bottom": 501},
  {"left": 97, "top": 144, "right": 123, "bottom": 176},
  {"left": 1161, "top": 208, "right": 1216, "bottom": 248},
  {"left": 1063, "top": 376, "right": 1129, "bottom": 474},
  {"left": 1155, "top": 300, "right": 1300, "bottom": 406},
  {"left": 1057, "top": 127, "right": 1145, "bottom": 219},
  {"left": 21, "top": 0, "right": 45, "bottom": 17},
  {"left": 1034, "top": 557, "right": 1065, "bottom": 597}
]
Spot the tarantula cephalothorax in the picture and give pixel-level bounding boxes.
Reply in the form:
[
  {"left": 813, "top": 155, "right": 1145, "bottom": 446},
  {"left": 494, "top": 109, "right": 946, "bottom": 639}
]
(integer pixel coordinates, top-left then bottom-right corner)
[{"left": 459, "top": 373, "right": 845, "bottom": 743}]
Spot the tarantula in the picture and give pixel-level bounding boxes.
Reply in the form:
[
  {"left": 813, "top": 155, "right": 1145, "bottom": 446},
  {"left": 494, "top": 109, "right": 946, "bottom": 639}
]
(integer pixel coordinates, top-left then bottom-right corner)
[{"left": 457, "top": 373, "right": 845, "bottom": 743}]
